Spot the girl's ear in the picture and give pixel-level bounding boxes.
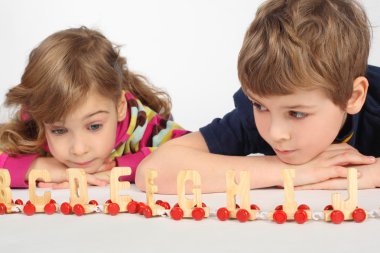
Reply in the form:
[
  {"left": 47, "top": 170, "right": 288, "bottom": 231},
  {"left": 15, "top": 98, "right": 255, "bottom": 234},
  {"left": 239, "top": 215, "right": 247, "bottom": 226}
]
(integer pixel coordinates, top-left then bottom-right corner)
[
  {"left": 346, "top": 76, "right": 368, "bottom": 114},
  {"left": 117, "top": 90, "right": 127, "bottom": 121}
]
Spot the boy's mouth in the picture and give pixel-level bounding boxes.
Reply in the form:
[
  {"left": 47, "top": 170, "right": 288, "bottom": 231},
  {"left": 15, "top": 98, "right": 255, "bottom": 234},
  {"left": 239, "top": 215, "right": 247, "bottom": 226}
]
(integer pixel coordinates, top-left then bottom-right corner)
[{"left": 274, "top": 148, "right": 295, "bottom": 155}]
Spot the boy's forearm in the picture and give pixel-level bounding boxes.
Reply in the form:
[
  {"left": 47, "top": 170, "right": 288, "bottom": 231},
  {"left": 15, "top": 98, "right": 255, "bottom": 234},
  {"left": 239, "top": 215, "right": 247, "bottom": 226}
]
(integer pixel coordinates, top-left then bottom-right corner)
[{"left": 136, "top": 144, "right": 285, "bottom": 194}]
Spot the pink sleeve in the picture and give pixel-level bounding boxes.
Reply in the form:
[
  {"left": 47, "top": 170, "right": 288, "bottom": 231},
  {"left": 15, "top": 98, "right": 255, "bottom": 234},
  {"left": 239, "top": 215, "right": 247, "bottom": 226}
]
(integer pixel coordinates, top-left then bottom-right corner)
[
  {"left": 114, "top": 148, "right": 151, "bottom": 183},
  {"left": 0, "top": 153, "right": 39, "bottom": 188}
]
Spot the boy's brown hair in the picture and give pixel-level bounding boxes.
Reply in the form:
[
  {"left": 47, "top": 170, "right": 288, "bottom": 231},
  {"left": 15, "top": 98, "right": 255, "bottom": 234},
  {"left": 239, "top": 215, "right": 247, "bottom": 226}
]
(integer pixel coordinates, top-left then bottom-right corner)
[{"left": 238, "top": 0, "right": 371, "bottom": 108}]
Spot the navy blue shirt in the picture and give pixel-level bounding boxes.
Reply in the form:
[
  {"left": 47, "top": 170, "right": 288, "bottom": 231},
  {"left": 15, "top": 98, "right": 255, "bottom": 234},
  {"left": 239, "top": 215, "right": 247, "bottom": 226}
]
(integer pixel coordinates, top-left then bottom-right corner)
[{"left": 200, "top": 65, "right": 380, "bottom": 157}]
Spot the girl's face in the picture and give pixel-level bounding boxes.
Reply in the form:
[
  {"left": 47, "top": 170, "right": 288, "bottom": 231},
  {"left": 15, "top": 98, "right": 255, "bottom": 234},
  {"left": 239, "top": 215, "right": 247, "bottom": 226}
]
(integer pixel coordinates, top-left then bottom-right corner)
[{"left": 44, "top": 90, "right": 126, "bottom": 173}]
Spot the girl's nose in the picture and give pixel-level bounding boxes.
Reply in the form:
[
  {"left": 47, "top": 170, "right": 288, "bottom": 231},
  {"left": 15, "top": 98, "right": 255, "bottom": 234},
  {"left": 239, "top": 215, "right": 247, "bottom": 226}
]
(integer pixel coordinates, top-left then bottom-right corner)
[{"left": 70, "top": 137, "right": 89, "bottom": 156}]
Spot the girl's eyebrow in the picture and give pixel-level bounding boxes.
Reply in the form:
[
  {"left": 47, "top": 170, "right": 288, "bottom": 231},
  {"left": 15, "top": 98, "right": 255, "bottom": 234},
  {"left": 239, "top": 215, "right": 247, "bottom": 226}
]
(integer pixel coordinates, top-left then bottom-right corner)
[{"left": 83, "top": 110, "right": 109, "bottom": 120}]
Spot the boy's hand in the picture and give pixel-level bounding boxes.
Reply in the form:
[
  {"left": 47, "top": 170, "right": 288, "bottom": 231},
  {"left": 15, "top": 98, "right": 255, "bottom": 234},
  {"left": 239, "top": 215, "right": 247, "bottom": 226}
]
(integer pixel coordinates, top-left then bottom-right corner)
[
  {"left": 291, "top": 143, "right": 376, "bottom": 187},
  {"left": 295, "top": 158, "right": 380, "bottom": 190}
]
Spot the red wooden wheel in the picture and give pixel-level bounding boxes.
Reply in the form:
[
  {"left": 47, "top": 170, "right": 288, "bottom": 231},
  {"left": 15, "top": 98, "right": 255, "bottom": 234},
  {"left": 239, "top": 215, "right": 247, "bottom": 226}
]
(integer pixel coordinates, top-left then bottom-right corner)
[
  {"left": 60, "top": 202, "right": 72, "bottom": 215},
  {"left": 73, "top": 204, "right": 85, "bottom": 216},
  {"left": 160, "top": 202, "right": 171, "bottom": 210},
  {"left": 0, "top": 203, "right": 7, "bottom": 215},
  {"left": 297, "top": 204, "right": 310, "bottom": 211},
  {"left": 127, "top": 201, "right": 138, "bottom": 214},
  {"left": 15, "top": 199, "right": 24, "bottom": 205},
  {"left": 108, "top": 202, "right": 120, "bottom": 216},
  {"left": 137, "top": 202, "right": 146, "bottom": 215},
  {"left": 192, "top": 207, "right": 205, "bottom": 221},
  {"left": 89, "top": 200, "right": 98, "bottom": 205},
  {"left": 236, "top": 209, "right": 250, "bottom": 223},
  {"left": 324, "top": 205, "right": 333, "bottom": 211},
  {"left": 294, "top": 210, "right": 308, "bottom": 224},
  {"left": 217, "top": 207, "right": 230, "bottom": 221},
  {"left": 155, "top": 200, "right": 163, "bottom": 205},
  {"left": 49, "top": 199, "right": 56, "bottom": 204},
  {"left": 44, "top": 202, "right": 56, "bottom": 215},
  {"left": 275, "top": 205, "right": 283, "bottom": 210},
  {"left": 250, "top": 204, "right": 260, "bottom": 210},
  {"left": 273, "top": 210, "right": 287, "bottom": 224},
  {"left": 106, "top": 199, "right": 112, "bottom": 204},
  {"left": 143, "top": 206, "right": 153, "bottom": 218},
  {"left": 352, "top": 208, "right": 366, "bottom": 223},
  {"left": 330, "top": 210, "right": 344, "bottom": 224},
  {"left": 23, "top": 202, "right": 36, "bottom": 216},
  {"left": 170, "top": 206, "right": 184, "bottom": 220}
]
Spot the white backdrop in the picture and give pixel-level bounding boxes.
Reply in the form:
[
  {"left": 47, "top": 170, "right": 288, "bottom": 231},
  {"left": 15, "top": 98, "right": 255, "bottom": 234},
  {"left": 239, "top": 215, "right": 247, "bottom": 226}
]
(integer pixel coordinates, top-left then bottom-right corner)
[{"left": 0, "top": 0, "right": 379, "bottom": 131}]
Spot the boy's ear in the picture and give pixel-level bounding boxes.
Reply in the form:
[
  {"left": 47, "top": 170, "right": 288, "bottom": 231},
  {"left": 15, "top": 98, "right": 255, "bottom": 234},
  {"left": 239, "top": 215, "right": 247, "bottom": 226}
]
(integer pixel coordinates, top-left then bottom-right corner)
[
  {"left": 117, "top": 90, "right": 127, "bottom": 121},
  {"left": 346, "top": 76, "right": 368, "bottom": 114}
]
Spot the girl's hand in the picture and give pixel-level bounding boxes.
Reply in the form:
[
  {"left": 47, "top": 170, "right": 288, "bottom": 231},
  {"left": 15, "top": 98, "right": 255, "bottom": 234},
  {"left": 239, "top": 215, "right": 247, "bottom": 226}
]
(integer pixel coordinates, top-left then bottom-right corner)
[
  {"left": 27, "top": 157, "right": 68, "bottom": 185},
  {"left": 37, "top": 159, "right": 115, "bottom": 189},
  {"left": 290, "top": 143, "right": 376, "bottom": 187}
]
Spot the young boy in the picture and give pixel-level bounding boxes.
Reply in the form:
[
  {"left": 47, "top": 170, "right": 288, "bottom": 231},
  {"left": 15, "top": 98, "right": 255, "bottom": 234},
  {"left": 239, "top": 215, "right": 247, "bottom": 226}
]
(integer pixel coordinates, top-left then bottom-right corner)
[{"left": 136, "top": 0, "right": 380, "bottom": 194}]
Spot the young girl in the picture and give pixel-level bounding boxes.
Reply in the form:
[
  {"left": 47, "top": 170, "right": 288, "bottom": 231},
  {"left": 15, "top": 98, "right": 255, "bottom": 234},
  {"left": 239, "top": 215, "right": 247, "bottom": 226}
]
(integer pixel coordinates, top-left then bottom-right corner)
[{"left": 0, "top": 26, "right": 189, "bottom": 188}]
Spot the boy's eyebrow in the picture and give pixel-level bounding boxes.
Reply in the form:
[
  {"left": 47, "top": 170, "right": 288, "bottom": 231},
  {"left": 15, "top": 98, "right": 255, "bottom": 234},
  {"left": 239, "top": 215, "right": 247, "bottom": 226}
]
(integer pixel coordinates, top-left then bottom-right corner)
[
  {"left": 83, "top": 110, "right": 109, "bottom": 120},
  {"left": 248, "top": 94, "right": 316, "bottom": 109},
  {"left": 282, "top": 104, "right": 316, "bottom": 109}
]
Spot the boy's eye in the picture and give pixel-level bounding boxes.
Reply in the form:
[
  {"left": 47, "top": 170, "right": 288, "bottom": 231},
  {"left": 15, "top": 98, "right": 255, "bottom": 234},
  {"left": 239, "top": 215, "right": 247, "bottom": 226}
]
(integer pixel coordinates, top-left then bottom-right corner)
[
  {"left": 289, "top": 111, "right": 308, "bottom": 119},
  {"left": 88, "top": 123, "right": 102, "bottom": 131},
  {"left": 252, "top": 102, "right": 268, "bottom": 112},
  {"left": 51, "top": 128, "right": 67, "bottom": 135}
]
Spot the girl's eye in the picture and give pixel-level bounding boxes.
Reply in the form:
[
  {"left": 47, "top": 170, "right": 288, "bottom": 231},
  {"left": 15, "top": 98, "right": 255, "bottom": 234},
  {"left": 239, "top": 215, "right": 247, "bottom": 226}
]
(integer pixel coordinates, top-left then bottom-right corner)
[
  {"left": 51, "top": 128, "right": 67, "bottom": 135},
  {"left": 253, "top": 102, "right": 268, "bottom": 112},
  {"left": 289, "top": 111, "right": 308, "bottom": 119},
  {"left": 88, "top": 123, "right": 102, "bottom": 131}
]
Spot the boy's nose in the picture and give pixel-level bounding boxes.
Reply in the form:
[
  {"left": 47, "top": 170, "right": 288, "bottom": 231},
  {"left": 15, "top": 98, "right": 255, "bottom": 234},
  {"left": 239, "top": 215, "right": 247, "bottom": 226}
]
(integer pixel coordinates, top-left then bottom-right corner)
[{"left": 269, "top": 121, "right": 291, "bottom": 142}]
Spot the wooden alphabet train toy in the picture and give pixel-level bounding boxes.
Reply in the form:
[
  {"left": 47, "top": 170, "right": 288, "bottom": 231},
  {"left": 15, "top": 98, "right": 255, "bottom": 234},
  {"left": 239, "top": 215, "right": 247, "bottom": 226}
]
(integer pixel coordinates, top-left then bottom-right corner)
[{"left": 0, "top": 167, "right": 375, "bottom": 224}]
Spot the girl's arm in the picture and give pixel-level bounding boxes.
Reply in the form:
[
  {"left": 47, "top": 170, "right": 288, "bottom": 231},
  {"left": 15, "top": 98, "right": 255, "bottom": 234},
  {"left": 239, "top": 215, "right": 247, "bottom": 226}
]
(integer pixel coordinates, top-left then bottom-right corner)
[
  {"left": 0, "top": 153, "right": 39, "bottom": 188},
  {"left": 135, "top": 132, "right": 375, "bottom": 194}
]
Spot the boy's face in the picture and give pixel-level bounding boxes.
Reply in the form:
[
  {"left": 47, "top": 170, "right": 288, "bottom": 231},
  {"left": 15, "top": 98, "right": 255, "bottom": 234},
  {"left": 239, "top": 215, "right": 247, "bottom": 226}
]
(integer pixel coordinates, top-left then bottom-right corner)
[
  {"left": 44, "top": 90, "right": 125, "bottom": 173},
  {"left": 246, "top": 89, "right": 347, "bottom": 165}
]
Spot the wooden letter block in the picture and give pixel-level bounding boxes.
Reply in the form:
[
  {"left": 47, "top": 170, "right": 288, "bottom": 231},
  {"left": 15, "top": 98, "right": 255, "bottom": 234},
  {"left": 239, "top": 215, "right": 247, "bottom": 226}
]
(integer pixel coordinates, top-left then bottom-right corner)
[
  {"left": 0, "top": 169, "right": 13, "bottom": 214},
  {"left": 104, "top": 167, "right": 132, "bottom": 214},
  {"left": 145, "top": 169, "right": 165, "bottom": 216},
  {"left": 269, "top": 169, "right": 311, "bottom": 224},
  {"left": 175, "top": 170, "right": 209, "bottom": 219},
  {"left": 64, "top": 168, "right": 96, "bottom": 215},
  {"left": 224, "top": 170, "right": 258, "bottom": 221},
  {"left": 324, "top": 168, "right": 367, "bottom": 223},
  {"left": 27, "top": 169, "right": 56, "bottom": 213}
]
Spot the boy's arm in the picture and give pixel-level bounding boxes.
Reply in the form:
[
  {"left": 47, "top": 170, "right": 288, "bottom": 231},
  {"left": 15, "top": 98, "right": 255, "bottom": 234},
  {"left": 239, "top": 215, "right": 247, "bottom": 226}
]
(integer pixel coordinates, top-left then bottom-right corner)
[
  {"left": 136, "top": 132, "right": 373, "bottom": 194},
  {"left": 296, "top": 158, "right": 380, "bottom": 190}
]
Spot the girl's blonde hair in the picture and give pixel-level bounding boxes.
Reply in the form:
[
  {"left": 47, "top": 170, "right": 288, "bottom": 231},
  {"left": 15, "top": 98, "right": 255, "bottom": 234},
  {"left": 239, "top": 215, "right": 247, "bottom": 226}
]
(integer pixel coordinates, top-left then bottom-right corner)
[
  {"left": 238, "top": 0, "right": 371, "bottom": 108},
  {"left": 0, "top": 27, "right": 172, "bottom": 154}
]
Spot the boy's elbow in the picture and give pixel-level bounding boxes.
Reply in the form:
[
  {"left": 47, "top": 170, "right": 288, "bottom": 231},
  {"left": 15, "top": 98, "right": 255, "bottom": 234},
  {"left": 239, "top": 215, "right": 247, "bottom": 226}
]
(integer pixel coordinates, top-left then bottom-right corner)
[{"left": 135, "top": 158, "right": 150, "bottom": 192}]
